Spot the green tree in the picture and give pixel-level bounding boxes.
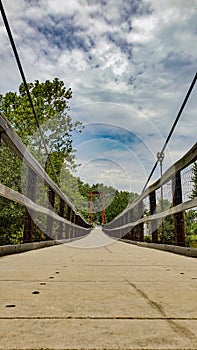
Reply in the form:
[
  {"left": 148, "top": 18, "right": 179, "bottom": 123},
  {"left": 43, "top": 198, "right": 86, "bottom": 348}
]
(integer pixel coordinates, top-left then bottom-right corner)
[
  {"left": 157, "top": 198, "right": 175, "bottom": 244},
  {"left": 104, "top": 189, "right": 138, "bottom": 224},
  {"left": 67, "top": 180, "right": 138, "bottom": 225},
  {"left": 186, "top": 162, "right": 197, "bottom": 246},
  {"left": 184, "top": 210, "right": 197, "bottom": 247},
  {"left": 60, "top": 167, "right": 89, "bottom": 215},
  {"left": 0, "top": 78, "right": 82, "bottom": 176}
]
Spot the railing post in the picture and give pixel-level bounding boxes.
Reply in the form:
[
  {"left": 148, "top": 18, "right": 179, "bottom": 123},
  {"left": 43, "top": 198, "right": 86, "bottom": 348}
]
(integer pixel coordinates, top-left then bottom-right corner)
[
  {"left": 71, "top": 210, "right": 76, "bottom": 238},
  {"left": 130, "top": 208, "right": 135, "bottom": 240},
  {"left": 58, "top": 199, "right": 65, "bottom": 240},
  {"left": 149, "top": 191, "right": 158, "bottom": 243},
  {"left": 66, "top": 205, "right": 71, "bottom": 220},
  {"left": 124, "top": 211, "right": 130, "bottom": 240},
  {"left": 89, "top": 191, "right": 93, "bottom": 224},
  {"left": 172, "top": 171, "right": 185, "bottom": 246},
  {"left": 23, "top": 167, "right": 36, "bottom": 243},
  {"left": 46, "top": 187, "right": 55, "bottom": 239},
  {"left": 101, "top": 191, "right": 105, "bottom": 225},
  {"left": 137, "top": 201, "right": 144, "bottom": 241},
  {"left": 66, "top": 205, "right": 72, "bottom": 240},
  {"left": 122, "top": 214, "right": 126, "bottom": 239},
  {"left": 76, "top": 214, "right": 83, "bottom": 237},
  {"left": 124, "top": 212, "right": 130, "bottom": 239}
]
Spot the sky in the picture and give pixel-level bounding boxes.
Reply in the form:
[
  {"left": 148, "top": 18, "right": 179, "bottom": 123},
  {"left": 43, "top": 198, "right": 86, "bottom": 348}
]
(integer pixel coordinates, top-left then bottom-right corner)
[{"left": 0, "top": 0, "right": 196, "bottom": 194}]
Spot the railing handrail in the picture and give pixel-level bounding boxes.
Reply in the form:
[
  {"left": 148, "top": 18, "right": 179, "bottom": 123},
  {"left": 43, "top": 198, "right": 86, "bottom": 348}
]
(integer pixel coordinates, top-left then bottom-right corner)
[
  {"left": 105, "top": 142, "right": 197, "bottom": 226},
  {"left": 104, "top": 198, "right": 197, "bottom": 232},
  {"left": 0, "top": 183, "right": 90, "bottom": 231},
  {"left": 0, "top": 113, "right": 89, "bottom": 225}
]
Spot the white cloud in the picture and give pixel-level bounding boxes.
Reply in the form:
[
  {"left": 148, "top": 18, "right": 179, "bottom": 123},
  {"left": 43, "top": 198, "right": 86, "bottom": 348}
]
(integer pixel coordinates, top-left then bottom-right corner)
[
  {"left": 0, "top": 0, "right": 196, "bottom": 193},
  {"left": 128, "top": 15, "right": 158, "bottom": 44},
  {"left": 47, "top": 0, "right": 81, "bottom": 16}
]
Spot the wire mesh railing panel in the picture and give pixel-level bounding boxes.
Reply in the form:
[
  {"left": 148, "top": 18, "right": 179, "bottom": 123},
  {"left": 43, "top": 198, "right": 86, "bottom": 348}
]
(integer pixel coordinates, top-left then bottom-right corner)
[
  {"left": 163, "top": 180, "right": 173, "bottom": 204},
  {"left": 155, "top": 188, "right": 162, "bottom": 213},
  {"left": 181, "top": 164, "right": 194, "bottom": 202},
  {"left": 143, "top": 196, "right": 149, "bottom": 215},
  {"left": 184, "top": 207, "right": 197, "bottom": 247},
  {"left": 0, "top": 114, "right": 91, "bottom": 247},
  {"left": 0, "top": 197, "right": 24, "bottom": 245},
  {"left": 0, "top": 139, "right": 23, "bottom": 192},
  {"left": 103, "top": 143, "right": 197, "bottom": 248}
]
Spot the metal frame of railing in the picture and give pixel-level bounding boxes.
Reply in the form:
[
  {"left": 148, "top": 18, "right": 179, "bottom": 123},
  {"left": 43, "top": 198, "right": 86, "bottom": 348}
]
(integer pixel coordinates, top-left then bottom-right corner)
[
  {"left": 0, "top": 113, "right": 91, "bottom": 243},
  {"left": 103, "top": 143, "right": 197, "bottom": 247},
  {"left": 1, "top": 112, "right": 197, "bottom": 247}
]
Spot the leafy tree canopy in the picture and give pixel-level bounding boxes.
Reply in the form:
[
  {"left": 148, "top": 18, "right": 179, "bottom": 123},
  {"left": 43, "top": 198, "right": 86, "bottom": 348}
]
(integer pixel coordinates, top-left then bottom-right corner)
[
  {"left": 0, "top": 78, "right": 83, "bottom": 174},
  {"left": 68, "top": 180, "right": 138, "bottom": 224}
]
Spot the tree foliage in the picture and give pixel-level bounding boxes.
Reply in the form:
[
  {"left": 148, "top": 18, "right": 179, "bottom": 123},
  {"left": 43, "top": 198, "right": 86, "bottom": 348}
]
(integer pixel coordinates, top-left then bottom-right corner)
[
  {"left": 71, "top": 180, "right": 138, "bottom": 224},
  {"left": 0, "top": 78, "right": 82, "bottom": 174},
  {"left": 155, "top": 198, "right": 175, "bottom": 244}
]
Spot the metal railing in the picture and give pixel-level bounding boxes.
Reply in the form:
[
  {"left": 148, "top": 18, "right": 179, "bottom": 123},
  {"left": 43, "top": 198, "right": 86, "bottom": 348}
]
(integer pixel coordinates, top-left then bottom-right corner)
[
  {"left": 0, "top": 113, "right": 91, "bottom": 245},
  {"left": 103, "top": 143, "right": 197, "bottom": 247}
]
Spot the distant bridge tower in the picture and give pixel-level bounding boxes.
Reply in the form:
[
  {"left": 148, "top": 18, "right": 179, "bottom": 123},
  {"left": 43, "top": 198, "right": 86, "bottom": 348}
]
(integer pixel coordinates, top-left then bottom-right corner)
[{"left": 89, "top": 191, "right": 105, "bottom": 225}]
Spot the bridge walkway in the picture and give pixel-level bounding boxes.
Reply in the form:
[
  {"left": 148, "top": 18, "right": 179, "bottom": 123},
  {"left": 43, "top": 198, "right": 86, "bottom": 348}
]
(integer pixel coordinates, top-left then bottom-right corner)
[{"left": 0, "top": 229, "right": 197, "bottom": 349}]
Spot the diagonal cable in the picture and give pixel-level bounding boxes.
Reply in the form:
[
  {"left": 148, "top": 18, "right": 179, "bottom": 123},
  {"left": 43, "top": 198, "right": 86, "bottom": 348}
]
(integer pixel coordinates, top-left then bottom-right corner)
[
  {"left": 141, "top": 72, "right": 197, "bottom": 193},
  {"left": 0, "top": 0, "right": 60, "bottom": 186}
]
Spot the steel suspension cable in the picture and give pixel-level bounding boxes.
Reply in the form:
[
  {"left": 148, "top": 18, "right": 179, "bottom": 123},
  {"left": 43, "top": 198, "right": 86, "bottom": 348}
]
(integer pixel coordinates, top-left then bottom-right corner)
[
  {"left": 141, "top": 72, "right": 197, "bottom": 193},
  {"left": 0, "top": 0, "right": 60, "bottom": 186}
]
